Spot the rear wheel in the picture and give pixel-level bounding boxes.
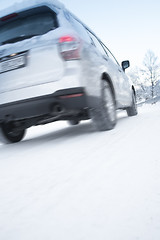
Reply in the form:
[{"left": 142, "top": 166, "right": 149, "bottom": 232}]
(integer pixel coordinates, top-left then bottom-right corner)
[
  {"left": 126, "top": 91, "right": 138, "bottom": 116},
  {"left": 0, "top": 122, "right": 26, "bottom": 144},
  {"left": 90, "top": 80, "right": 117, "bottom": 131}
]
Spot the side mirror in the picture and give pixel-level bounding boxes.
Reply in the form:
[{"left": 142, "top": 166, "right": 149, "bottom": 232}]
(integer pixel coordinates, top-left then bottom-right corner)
[{"left": 121, "top": 60, "right": 130, "bottom": 72}]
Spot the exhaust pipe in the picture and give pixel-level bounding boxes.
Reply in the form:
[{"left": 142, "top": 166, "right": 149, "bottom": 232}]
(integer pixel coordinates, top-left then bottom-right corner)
[{"left": 51, "top": 104, "right": 65, "bottom": 116}]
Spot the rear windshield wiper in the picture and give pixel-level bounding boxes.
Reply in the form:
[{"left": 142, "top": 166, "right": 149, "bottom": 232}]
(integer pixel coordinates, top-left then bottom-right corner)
[{"left": 1, "top": 34, "right": 37, "bottom": 45}]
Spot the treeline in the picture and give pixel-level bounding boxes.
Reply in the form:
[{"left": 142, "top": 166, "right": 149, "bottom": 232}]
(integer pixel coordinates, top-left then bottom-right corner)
[{"left": 128, "top": 50, "right": 160, "bottom": 103}]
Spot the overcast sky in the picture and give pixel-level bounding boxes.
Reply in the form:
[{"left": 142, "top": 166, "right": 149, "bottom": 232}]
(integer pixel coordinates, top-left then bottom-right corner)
[{"left": 1, "top": 0, "right": 160, "bottom": 68}]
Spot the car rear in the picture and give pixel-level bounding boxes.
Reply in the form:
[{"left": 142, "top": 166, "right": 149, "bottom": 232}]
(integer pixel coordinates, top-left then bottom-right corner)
[
  {"left": 0, "top": 3, "right": 89, "bottom": 122},
  {"left": 0, "top": 2, "right": 92, "bottom": 143}
]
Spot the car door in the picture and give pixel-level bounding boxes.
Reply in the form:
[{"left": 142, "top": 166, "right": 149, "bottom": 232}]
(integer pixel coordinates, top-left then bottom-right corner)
[
  {"left": 118, "top": 65, "right": 132, "bottom": 105},
  {"left": 91, "top": 37, "right": 125, "bottom": 105},
  {"left": 102, "top": 44, "right": 131, "bottom": 106}
]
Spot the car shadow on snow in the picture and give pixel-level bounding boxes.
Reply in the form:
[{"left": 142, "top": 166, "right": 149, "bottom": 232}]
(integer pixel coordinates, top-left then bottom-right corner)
[
  {"left": 21, "top": 120, "right": 96, "bottom": 146},
  {"left": 21, "top": 111, "right": 130, "bottom": 146},
  {"left": 0, "top": 111, "right": 130, "bottom": 149}
]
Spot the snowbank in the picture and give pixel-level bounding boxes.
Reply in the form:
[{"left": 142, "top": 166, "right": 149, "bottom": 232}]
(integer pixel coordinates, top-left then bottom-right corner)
[{"left": 0, "top": 103, "right": 160, "bottom": 240}]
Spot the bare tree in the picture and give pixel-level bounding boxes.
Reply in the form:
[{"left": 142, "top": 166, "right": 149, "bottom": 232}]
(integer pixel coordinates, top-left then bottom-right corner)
[
  {"left": 141, "top": 50, "right": 160, "bottom": 99},
  {"left": 128, "top": 67, "right": 149, "bottom": 102}
]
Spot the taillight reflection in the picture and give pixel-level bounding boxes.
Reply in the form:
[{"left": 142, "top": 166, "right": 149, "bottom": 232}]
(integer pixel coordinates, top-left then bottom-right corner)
[{"left": 0, "top": 13, "right": 18, "bottom": 21}]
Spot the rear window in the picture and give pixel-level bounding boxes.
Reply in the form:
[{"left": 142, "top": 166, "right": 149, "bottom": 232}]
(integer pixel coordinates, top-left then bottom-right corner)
[{"left": 0, "top": 6, "right": 58, "bottom": 46}]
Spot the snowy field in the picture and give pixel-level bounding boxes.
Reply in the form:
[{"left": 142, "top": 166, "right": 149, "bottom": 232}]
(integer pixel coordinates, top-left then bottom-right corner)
[{"left": 0, "top": 103, "right": 160, "bottom": 240}]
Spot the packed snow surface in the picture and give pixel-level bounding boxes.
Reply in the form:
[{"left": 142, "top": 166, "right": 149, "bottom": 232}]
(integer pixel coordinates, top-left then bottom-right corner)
[{"left": 0, "top": 103, "right": 160, "bottom": 240}]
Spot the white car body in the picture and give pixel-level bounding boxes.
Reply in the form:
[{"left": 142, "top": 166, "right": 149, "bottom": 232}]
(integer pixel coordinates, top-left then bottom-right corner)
[{"left": 0, "top": 0, "right": 137, "bottom": 143}]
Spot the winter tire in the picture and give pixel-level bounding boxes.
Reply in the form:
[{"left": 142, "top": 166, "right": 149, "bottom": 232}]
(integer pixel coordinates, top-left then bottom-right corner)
[
  {"left": 0, "top": 122, "right": 26, "bottom": 144},
  {"left": 90, "top": 80, "right": 117, "bottom": 131},
  {"left": 126, "top": 91, "right": 138, "bottom": 116}
]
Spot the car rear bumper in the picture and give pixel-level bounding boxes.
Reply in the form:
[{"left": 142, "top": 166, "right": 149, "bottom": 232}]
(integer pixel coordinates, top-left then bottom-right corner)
[{"left": 0, "top": 87, "right": 99, "bottom": 122}]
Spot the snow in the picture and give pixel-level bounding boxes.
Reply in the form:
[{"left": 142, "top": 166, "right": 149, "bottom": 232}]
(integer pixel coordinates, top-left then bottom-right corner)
[
  {"left": 0, "top": 103, "right": 160, "bottom": 240},
  {"left": 0, "top": 0, "right": 65, "bottom": 18}
]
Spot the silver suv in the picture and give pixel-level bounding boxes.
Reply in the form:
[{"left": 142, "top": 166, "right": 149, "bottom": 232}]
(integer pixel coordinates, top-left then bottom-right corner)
[{"left": 0, "top": 0, "right": 137, "bottom": 144}]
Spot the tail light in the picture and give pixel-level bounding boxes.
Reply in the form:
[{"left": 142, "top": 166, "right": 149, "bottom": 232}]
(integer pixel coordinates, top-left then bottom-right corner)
[{"left": 59, "top": 35, "right": 81, "bottom": 61}]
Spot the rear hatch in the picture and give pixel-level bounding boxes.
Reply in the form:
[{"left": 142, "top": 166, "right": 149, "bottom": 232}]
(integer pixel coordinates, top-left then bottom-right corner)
[{"left": 0, "top": 6, "right": 64, "bottom": 97}]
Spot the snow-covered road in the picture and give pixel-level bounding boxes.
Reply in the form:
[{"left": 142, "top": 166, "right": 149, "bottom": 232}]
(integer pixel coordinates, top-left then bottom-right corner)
[{"left": 0, "top": 103, "right": 160, "bottom": 240}]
